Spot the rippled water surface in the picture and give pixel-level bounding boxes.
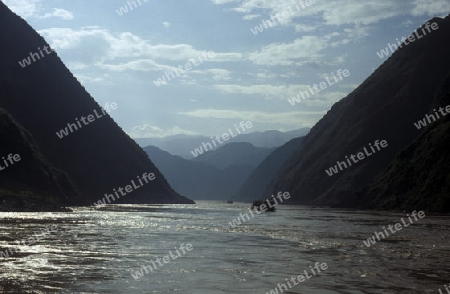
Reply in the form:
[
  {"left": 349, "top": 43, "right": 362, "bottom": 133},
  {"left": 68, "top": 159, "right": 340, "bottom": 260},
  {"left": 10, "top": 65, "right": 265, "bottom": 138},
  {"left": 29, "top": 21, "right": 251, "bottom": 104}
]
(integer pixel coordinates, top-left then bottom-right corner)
[{"left": 0, "top": 201, "right": 449, "bottom": 293}]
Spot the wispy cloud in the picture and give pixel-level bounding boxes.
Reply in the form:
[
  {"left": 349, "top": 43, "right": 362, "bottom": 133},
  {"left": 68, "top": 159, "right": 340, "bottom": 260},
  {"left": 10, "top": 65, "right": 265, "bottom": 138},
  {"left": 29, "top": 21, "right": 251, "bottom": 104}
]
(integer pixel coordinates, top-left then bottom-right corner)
[
  {"left": 129, "top": 125, "right": 199, "bottom": 138},
  {"left": 3, "top": 0, "right": 74, "bottom": 20},
  {"left": 39, "top": 8, "right": 73, "bottom": 20},
  {"left": 179, "top": 109, "right": 326, "bottom": 127},
  {"left": 248, "top": 36, "right": 327, "bottom": 66},
  {"left": 40, "top": 27, "right": 242, "bottom": 70},
  {"left": 211, "top": 0, "right": 450, "bottom": 25},
  {"left": 215, "top": 84, "right": 307, "bottom": 99},
  {"left": 3, "top": 0, "right": 39, "bottom": 18}
]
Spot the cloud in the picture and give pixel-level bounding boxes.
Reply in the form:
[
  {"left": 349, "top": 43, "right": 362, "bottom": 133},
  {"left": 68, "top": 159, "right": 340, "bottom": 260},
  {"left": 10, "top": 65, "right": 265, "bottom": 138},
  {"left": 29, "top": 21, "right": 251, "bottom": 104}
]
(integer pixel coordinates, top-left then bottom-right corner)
[
  {"left": 3, "top": 0, "right": 73, "bottom": 20},
  {"left": 411, "top": 0, "right": 450, "bottom": 17},
  {"left": 243, "top": 14, "right": 260, "bottom": 20},
  {"left": 256, "top": 72, "right": 276, "bottom": 79},
  {"left": 343, "top": 25, "right": 372, "bottom": 39},
  {"left": 74, "top": 74, "right": 111, "bottom": 85},
  {"left": 162, "top": 21, "right": 171, "bottom": 28},
  {"left": 179, "top": 109, "right": 326, "bottom": 127},
  {"left": 295, "top": 24, "right": 319, "bottom": 32},
  {"left": 215, "top": 0, "right": 315, "bottom": 25},
  {"left": 97, "top": 59, "right": 173, "bottom": 72},
  {"left": 248, "top": 36, "right": 327, "bottom": 66},
  {"left": 39, "top": 27, "right": 99, "bottom": 50},
  {"left": 211, "top": 0, "right": 449, "bottom": 25},
  {"left": 39, "top": 27, "right": 242, "bottom": 71},
  {"left": 401, "top": 19, "right": 414, "bottom": 27},
  {"left": 197, "top": 69, "right": 233, "bottom": 81},
  {"left": 215, "top": 84, "right": 308, "bottom": 99},
  {"left": 317, "top": 1, "right": 401, "bottom": 26},
  {"left": 39, "top": 8, "right": 73, "bottom": 20},
  {"left": 210, "top": 0, "right": 450, "bottom": 55},
  {"left": 210, "top": 0, "right": 237, "bottom": 4},
  {"left": 2, "top": 0, "right": 39, "bottom": 18},
  {"left": 129, "top": 125, "right": 199, "bottom": 138}
]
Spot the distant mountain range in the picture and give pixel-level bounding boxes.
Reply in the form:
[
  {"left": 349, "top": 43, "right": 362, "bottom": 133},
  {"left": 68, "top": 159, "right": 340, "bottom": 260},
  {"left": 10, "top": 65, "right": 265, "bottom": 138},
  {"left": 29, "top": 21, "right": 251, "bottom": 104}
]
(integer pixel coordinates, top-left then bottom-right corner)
[
  {"left": 266, "top": 15, "right": 450, "bottom": 212},
  {"left": 144, "top": 142, "right": 272, "bottom": 200},
  {"left": 0, "top": 2, "right": 193, "bottom": 211},
  {"left": 191, "top": 142, "right": 274, "bottom": 169},
  {"left": 134, "top": 128, "right": 309, "bottom": 159}
]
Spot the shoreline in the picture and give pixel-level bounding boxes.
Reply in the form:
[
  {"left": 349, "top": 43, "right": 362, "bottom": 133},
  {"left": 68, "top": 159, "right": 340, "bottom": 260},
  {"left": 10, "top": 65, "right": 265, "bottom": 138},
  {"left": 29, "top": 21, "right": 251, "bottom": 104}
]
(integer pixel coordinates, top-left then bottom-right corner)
[{"left": 2, "top": 200, "right": 450, "bottom": 215}]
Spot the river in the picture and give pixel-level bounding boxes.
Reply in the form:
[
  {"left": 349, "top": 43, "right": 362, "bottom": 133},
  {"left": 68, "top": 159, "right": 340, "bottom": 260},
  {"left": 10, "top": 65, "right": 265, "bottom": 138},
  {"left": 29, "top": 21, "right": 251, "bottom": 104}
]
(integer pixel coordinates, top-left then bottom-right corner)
[{"left": 0, "top": 201, "right": 449, "bottom": 293}]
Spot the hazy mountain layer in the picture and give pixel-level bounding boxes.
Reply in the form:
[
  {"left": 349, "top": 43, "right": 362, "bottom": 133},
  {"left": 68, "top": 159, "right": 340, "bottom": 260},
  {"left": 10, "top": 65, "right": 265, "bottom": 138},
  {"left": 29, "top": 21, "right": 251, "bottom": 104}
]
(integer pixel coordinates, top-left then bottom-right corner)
[
  {"left": 191, "top": 142, "right": 273, "bottom": 169},
  {"left": 135, "top": 128, "right": 309, "bottom": 159},
  {"left": 144, "top": 146, "right": 255, "bottom": 200}
]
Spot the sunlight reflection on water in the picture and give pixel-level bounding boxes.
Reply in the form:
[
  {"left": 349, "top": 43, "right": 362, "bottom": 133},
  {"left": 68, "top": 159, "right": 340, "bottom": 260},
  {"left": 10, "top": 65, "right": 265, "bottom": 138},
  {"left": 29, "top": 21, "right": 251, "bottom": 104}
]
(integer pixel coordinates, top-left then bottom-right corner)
[{"left": 0, "top": 201, "right": 449, "bottom": 293}]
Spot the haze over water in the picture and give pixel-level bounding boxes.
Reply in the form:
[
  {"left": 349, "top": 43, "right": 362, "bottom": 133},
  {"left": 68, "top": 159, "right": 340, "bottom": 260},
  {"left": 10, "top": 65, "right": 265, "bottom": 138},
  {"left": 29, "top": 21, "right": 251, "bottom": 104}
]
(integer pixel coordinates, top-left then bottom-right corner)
[{"left": 1, "top": 201, "right": 448, "bottom": 293}]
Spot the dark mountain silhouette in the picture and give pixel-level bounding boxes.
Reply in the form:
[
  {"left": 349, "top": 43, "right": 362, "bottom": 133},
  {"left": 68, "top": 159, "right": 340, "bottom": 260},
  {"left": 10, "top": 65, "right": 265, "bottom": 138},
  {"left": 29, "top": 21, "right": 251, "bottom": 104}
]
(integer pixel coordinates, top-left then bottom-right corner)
[
  {"left": 191, "top": 142, "right": 274, "bottom": 169},
  {"left": 0, "top": 2, "right": 193, "bottom": 206},
  {"left": 269, "top": 15, "right": 450, "bottom": 210},
  {"left": 364, "top": 91, "right": 450, "bottom": 213},
  {"left": 135, "top": 128, "right": 309, "bottom": 158},
  {"left": 0, "top": 107, "right": 80, "bottom": 211},
  {"left": 144, "top": 146, "right": 255, "bottom": 200},
  {"left": 233, "top": 137, "right": 304, "bottom": 202}
]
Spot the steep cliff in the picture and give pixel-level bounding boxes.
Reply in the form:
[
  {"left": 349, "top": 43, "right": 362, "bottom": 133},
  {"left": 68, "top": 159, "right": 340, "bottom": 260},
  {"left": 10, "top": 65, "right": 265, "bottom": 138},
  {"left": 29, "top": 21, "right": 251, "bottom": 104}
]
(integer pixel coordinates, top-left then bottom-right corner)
[
  {"left": 270, "top": 16, "right": 450, "bottom": 210},
  {"left": 0, "top": 107, "right": 80, "bottom": 211},
  {"left": 0, "top": 2, "right": 193, "bottom": 206}
]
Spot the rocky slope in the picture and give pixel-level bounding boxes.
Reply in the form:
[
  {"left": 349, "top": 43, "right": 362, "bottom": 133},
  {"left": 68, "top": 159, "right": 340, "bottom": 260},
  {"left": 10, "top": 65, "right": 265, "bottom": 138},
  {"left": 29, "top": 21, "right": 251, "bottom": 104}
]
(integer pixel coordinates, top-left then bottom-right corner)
[
  {"left": 0, "top": 107, "right": 80, "bottom": 211},
  {"left": 363, "top": 92, "right": 450, "bottom": 212},
  {"left": 233, "top": 137, "right": 304, "bottom": 202},
  {"left": 270, "top": 15, "right": 450, "bottom": 211}
]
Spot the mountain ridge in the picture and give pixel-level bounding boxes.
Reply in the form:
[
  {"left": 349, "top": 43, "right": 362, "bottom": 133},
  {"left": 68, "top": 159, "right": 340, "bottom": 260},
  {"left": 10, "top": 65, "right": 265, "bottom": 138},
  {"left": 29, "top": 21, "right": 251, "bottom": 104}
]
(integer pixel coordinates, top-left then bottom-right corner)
[
  {"left": 0, "top": 106, "right": 80, "bottom": 211},
  {"left": 134, "top": 128, "right": 309, "bottom": 158},
  {"left": 144, "top": 145, "right": 255, "bottom": 200},
  {"left": 269, "top": 15, "right": 450, "bottom": 211},
  {"left": 191, "top": 142, "right": 274, "bottom": 169},
  {"left": 233, "top": 136, "right": 304, "bottom": 202},
  {"left": 363, "top": 91, "right": 450, "bottom": 212},
  {"left": 0, "top": 2, "right": 193, "bottom": 207}
]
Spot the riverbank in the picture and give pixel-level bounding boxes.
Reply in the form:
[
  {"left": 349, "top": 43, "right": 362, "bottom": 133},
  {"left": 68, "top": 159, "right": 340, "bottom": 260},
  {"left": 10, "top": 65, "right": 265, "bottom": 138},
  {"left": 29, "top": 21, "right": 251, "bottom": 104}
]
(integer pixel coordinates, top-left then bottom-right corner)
[{"left": 0, "top": 193, "right": 71, "bottom": 212}]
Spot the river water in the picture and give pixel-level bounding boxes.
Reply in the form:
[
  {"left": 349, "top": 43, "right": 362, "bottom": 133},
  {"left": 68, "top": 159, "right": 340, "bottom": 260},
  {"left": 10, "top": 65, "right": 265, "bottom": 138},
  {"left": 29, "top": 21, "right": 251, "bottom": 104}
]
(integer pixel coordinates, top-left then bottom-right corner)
[{"left": 0, "top": 201, "right": 449, "bottom": 293}]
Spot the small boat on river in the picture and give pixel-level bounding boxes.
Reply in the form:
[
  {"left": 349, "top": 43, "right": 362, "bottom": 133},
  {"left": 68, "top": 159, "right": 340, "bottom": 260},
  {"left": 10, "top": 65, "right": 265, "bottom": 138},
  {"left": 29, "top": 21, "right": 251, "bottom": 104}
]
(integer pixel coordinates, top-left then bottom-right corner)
[{"left": 251, "top": 199, "right": 276, "bottom": 212}]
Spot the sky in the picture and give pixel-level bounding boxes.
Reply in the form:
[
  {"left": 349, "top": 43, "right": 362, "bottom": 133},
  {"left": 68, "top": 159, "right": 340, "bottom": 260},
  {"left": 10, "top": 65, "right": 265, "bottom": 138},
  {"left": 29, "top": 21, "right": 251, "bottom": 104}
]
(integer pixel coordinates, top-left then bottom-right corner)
[{"left": 3, "top": 0, "right": 450, "bottom": 138}]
